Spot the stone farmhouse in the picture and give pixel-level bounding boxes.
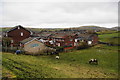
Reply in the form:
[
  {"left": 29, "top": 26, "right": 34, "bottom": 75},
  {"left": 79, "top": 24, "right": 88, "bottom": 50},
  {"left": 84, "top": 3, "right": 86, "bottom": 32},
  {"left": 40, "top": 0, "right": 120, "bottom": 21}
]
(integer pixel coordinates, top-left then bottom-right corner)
[{"left": 20, "top": 37, "right": 53, "bottom": 54}]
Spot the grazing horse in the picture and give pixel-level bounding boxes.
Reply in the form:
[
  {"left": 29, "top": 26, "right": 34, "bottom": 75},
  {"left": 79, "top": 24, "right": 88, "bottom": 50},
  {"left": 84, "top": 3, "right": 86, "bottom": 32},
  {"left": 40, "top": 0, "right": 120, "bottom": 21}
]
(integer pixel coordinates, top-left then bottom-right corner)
[{"left": 89, "top": 59, "right": 98, "bottom": 65}]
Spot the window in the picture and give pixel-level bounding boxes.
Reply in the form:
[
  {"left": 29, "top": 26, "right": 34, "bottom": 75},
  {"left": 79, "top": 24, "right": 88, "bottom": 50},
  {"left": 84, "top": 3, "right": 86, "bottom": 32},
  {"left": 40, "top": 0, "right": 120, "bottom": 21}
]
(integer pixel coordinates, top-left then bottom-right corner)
[
  {"left": 6, "top": 33, "right": 8, "bottom": 37},
  {"left": 57, "top": 43, "right": 60, "bottom": 46},
  {"left": 11, "top": 40, "right": 13, "bottom": 43},
  {"left": 49, "top": 40, "right": 54, "bottom": 44},
  {"left": 21, "top": 32, "right": 23, "bottom": 36},
  {"left": 18, "top": 27, "right": 20, "bottom": 29},
  {"left": 20, "top": 43, "right": 22, "bottom": 47},
  {"left": 82, "top": 40, "right": 84, "bottom": 42},
  {"left": 70, "top": 39, "right": 73, "bottom": 41},
  {"left": 75, "top": 39, "right": 78, "bottom": 42},
  {"left": 74, "top": 42, "right": 78, "bottom": 46},
  {"left": 70, "top": 43, "right": 73, "bottom": 46},
  {"left": 62, "top": 39, "right": 64, "bottom": 41},
  {"left": 58, "top": 43, "right": 60, "bottom": 46},
  {"left": 31, "top": 44, "right": 39, "bottom": 47},
  {"left": 30, "top": 32, "right": 33, "bottom": 35},
  {"left": 88, "top": 41, "right": 92, "bottom": 45}
]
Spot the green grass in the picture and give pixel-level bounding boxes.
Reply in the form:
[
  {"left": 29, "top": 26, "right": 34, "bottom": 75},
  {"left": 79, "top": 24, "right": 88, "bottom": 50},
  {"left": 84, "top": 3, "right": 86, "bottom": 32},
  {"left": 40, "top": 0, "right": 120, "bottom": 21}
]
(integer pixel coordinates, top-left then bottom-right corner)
[
  {"left": 0, "top": 27, "right": 64, "bottom": 32},
  {"left": 98, "top": 32, "right": 119, "bottom": 44},
  {"left": 96, "top": 30, "right": 117, "bottom": 35},
  {"left": 61, "top": 45, "right": 118, "bottom": 72},
  {"left": 0, "top": 28, "right": 11, "bottom": 32},
  {"left": 2, "top": 44, "right": 118, "bottom": 78}
]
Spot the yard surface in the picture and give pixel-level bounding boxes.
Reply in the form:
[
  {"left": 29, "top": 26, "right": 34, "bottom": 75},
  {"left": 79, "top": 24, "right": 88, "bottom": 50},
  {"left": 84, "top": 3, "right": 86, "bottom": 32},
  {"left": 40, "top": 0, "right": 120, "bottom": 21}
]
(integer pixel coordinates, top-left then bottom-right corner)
[
  {"left": 2, "top": 44, "right": 118, "bottom": 78},
  {"left": 98, "top": 32, "right": 119, "bottom": 44}
]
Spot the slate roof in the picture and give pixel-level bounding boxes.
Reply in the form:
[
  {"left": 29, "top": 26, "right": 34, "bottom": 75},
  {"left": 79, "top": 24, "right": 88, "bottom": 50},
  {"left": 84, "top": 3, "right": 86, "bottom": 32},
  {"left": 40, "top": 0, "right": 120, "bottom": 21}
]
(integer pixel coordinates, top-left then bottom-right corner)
[
  {"left": 76, "top": 34, "right": 95, "bottom": 40},
  {"left": 6, "top": 25, "right": 33, "bottom": 34},
  {"left": 50, "top": 32, "right": 76, "bottom": 38},
  {"left": 20, "top": 37, "right": 36, "bottom": 44},
  {"left": 51, "top": 33, "right": 68, "bottom": 38}
]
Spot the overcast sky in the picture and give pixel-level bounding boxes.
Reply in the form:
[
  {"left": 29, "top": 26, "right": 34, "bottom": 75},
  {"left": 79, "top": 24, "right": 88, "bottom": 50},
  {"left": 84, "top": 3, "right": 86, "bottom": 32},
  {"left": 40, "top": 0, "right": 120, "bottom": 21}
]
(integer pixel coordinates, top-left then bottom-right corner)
[{"left": 0, "top": 0, "right": 119, "bottom": 28}]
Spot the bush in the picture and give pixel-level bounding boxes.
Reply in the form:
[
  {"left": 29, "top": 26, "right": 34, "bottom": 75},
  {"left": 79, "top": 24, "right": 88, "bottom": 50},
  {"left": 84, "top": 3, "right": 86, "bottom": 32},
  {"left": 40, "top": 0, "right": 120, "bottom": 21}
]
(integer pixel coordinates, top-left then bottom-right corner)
[
  {"left": 42, "top": 47, "right": 56, "bottom": 55},
  {"left": 76, "top": 42, "right": 89, "bottom": 50},
  {"left": 24, "top": 47, "right": 56, "bottom": 56},
  {"left": 55, "top": 46, "right": 64, "bottom": 52},
  {"left": 64, "top": 45, "right": 72, "bottom": 48},
  {"left": 2, "top": 37, "right": 12, "bottom": 47},
  {"left": 2, "top": 47, "right": 25, "bottom": 54}
]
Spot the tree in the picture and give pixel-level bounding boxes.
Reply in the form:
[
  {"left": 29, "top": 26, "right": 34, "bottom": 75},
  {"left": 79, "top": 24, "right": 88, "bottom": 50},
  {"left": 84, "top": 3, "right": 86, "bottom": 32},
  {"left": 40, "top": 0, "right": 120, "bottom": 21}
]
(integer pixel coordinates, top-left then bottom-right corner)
[
  {"left": 2, "top": 37, "right": 12, "bottom": 47},
  {"left": 76, "top": 41, "right": 89, "bottom": 50}
]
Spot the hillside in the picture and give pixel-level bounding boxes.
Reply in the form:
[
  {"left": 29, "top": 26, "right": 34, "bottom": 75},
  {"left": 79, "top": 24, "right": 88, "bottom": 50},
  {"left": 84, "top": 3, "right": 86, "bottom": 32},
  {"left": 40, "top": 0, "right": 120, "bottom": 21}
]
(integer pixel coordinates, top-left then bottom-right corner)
[
  {"left": 98, "top": 32, "right": 119, "bottom": 45},
  {"left": 1, "top": 25, "right": 118, "bottom": 32},
  {"left": 77, "top": 26, "right": 108, "bottom": 30},
  {"left": 64, "top": 26, "right": 116, "bottom": 31},
  {"left": 111, "top": 27, "right": 120, "bottom": 31},
  {"left": 2, "top": 44, "right": 118, "bottom": 78}
]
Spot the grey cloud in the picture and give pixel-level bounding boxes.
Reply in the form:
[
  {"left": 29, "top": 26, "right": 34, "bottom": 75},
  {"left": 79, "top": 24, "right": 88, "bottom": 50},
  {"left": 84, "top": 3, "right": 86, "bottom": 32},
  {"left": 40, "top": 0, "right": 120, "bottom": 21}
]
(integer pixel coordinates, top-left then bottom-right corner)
[{"left": 0, "top": 1, "right": 118, "bottom": 28}]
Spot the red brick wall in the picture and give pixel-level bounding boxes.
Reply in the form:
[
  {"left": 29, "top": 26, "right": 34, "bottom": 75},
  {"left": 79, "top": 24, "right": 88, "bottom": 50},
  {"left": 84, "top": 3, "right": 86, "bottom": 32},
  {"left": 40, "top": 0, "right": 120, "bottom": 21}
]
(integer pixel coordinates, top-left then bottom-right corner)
[
  {"left": 64, "top": 47, "right": 74, "bottom": 50},
  {"left": 8, "top": 27, "right": 31, "bottom": 46},
  {"left": 92, "top": 35, "right": 98, "bottom": 45},
  {"left": 55, "top": 35, "right": 75, "bottom": 47}
]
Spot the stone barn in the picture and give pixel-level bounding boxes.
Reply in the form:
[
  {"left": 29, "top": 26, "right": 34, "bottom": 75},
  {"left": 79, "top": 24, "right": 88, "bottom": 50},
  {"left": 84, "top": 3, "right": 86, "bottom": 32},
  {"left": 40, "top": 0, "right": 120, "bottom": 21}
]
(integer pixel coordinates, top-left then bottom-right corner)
[{"left": 20, "top": 37, "right": 51, "bottom": 54}]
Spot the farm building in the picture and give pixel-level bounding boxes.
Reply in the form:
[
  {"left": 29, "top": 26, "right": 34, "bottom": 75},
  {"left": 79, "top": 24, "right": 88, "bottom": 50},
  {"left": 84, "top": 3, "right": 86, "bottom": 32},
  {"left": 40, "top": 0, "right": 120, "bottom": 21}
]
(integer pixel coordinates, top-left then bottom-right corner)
[
  {"left": 48, "top": 32, "right": 77, "bottom": 48},
  {"left": 4, "top": 25, "right": 33, "bottom": 46},
  {"left": 2, "top": 25, "right": 98, "bottom": 51},
  {"left": 36, "top": 32, "right": 98, "bottom": 49},
  {"left": 20, "top": 37, "right": 54, "bottom": 54},
  {"left": 75, "top": 33, "right": 98, "bottom": 45}
]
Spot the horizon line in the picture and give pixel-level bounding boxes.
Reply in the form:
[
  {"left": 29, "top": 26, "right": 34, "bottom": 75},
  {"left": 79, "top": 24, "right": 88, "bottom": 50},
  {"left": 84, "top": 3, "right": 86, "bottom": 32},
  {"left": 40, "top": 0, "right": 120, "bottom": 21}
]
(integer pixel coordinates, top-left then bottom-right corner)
[{"left": 0, "top": 24, "right": 118, "bottom": 29}]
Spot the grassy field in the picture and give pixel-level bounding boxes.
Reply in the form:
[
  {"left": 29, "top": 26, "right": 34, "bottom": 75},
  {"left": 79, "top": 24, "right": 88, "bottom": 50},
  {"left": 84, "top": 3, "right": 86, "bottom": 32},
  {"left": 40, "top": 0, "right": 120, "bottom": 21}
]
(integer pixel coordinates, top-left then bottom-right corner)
[
  {"left": 96, "top": 30, "right": 117, "bottom": 35},
  {"left": 2, "top": 44, "right": 118, "bottom": 78},
  {"left": 98, "top": 32, "right": 119, "bottom": 44}
]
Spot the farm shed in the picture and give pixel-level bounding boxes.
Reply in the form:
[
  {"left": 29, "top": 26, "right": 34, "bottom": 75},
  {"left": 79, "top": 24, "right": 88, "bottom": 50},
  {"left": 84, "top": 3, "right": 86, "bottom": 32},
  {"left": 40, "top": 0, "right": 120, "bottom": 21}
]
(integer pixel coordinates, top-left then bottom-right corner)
[{"left": 20, "top": 37, "right": 50, "bottom": 54}]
